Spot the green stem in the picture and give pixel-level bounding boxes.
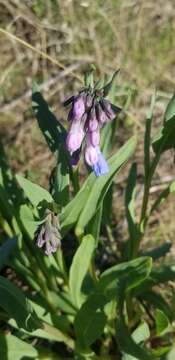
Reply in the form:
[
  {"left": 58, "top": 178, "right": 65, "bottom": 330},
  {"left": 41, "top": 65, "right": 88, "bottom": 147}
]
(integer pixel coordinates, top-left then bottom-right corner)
[
  {"left": 89, "top": 259, "right": 98, "bottom": 283},
  {"left": 55, "top": 249, "right": 69, "bottom": 285},
  {"left": 133, "top": 155, "right": 161, "bottom": 258}
]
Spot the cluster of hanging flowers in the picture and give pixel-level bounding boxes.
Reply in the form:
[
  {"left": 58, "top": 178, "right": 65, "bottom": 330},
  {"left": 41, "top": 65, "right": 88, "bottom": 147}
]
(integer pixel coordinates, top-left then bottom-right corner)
[
  {"left": 64, "top": 70, "right": 121, "bottom": 176},
  {"left": 36, "top": 210, "right": 61, "bottom": 256}
]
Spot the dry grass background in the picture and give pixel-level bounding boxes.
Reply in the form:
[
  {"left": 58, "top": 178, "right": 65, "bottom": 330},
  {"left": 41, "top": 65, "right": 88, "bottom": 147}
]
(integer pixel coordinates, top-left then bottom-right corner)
[{"left": 0, "top": 0, "right": 175, "bottom": 252}]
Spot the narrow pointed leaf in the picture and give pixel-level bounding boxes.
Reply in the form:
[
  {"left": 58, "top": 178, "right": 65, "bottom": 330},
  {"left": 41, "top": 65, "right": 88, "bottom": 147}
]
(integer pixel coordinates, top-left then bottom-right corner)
[
  {"left": 103, "top": 69, "right": 120, "bottom": 97},
  {"left": 155, "top": 309, "right": 170, "bottom": 335},
  {"left": 152, "top": 95, "right": 175, "bottom": 154},
  {"left": 125, "top": 163, "right": 139, "bottom": 259}
]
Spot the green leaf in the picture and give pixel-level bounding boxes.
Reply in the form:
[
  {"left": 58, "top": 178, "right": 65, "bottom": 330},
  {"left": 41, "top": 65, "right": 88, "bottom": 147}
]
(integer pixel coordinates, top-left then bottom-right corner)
[
  {"left": 167, "top": 345, "right": 175, "bottom": 360},
  {"left": 69, "top": 235, "right": 96, "bottom": 307},
  {"left": 151, "top": 180, "right": 175, "bottom": 214},
  {"left": 100, "top": 120, "right": 117, "bottom": 157},
  {"left": 8, "top": 297, "right": 71, "bottom": 340},
  {"left": 84, "top": 69, "right": 94, "bottom": 88},
  {"left": 32, "top": 83, "right": 67, "bottom": 155},
  {"left": 0, "top": 143, "right": 24, "bottom": 221},
  {"left": 102, "top": 69, "right": 120, "bottom": 97},
  {"left": 102, "top": 184, "right": 113, "bottom": 226},
  {"left": 0, "top": 237, "right": 17, "bottom": 271},
  {"left": 52, "top": 149, "right": 70, "bottom": 206},
  {"left": 9, "top": 318, "right": 74, "bottom": 348},
  {"left": 141, "top": 242, "right": 172, "bottom": 260},
  {"left": 75, "top": 293, "right": 107, "bottom": 350},
  {"left": 60, "top": 174, "right": 95, "bottom": 234},
  {"left": 32, "top": 85, "right": 70, "bottom": 207},
  {"left": 140, "top": 291, "right": 172, "bottom": 320},
  {"left": 19, "top": 204, "right": 37, "bottom": 238},
  {"left": 144, "top": 91, "right": 156, "bottom": 179},
  {"left": 0, "top": 333, "right": 38, "bottom": 360},
  {"left": 16, "top": 174, "right": 53, "bottom": 207},
  {"left": 116, "top": 284, "right": 153, "bottom": 360},
  {"left": 86, "top": 206, "right": 103, "bottom": 246},
  {"left": 61, "top": 136, "right": 137, "bottom": 234},
  {"left": 132, "top": 322, "right": 150, "bottom": 344},
  {"left": 133, "top": 264, "right": 175, "bottom": 296},
  {"left": 122, "top": 322, "right": 150, "bottom": 360},
  {"left": 49, "top": 290, "right": 77, "bottom": 315},
  {"left": 155, "top": 309, "right": 170, "bottom": 336},
  {"left": 125, "top": 163, "right": 139, "bottom": 259},
  {"left": 98, "top": 256, "right": 152, "bottom": 300},
  {"left": 117, "top": 316, "right": 153, "bottom": 360},
  {"left": 76, "top": 136, "right": 137, "bottom": 234},
  {"left": 0, "top": 276, "right": 40, "bottom": 331},
  {"left": 152, "top": 95, "right": 175, "bottom": 154}
]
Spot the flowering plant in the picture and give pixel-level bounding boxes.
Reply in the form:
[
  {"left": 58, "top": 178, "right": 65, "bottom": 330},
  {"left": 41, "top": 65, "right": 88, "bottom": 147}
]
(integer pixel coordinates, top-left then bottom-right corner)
[{"left": 0, "top": 70, "right": 175, "bottom": 359}]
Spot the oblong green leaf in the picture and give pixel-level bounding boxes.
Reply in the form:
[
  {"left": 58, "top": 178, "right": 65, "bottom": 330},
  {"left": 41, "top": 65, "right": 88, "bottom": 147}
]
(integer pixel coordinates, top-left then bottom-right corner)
[
  {"left": 133, "top": 264, "right": 175, "bottom": 296},
  {"left": 69, "top": 235, "right": 96, "bottom": 307},
  {"left": 155, "top": 309, "right": 170, "bottom": 335},
  {"left": 60, "top": 136, "right": 137, "bottom": 234},
  {"left": 102, "top": 69, "right": 120, "bottom": 97},
  {"left": 140, "top": 290, "right": 172, "bottom": 320},
  {"left": 117, "top": 315, "right": 153, "bottom": 360},
  {"left": 74, "top": 293, "right": 107, "bottom": 351},
  {"left": 32, "top": 86, "right": 71, "bottom": 207},
  {"left": 0, "top": 333, "right": 38, "bottom": 360},
  {"left": 32, "top": 83, "right": 67, "bottom": 155},
  {"left": 16, "top": 174, "right": 53, "bottom": 207},
  {"left": 0, "top": 276, "right": 40, "bottom": 331},
  {"left": 152, "top": 95, "right": 175, "bottom": 154},
  {"left": 76, "top": 136, "right": 137, "bottom": 233},
  {"left": 122, "top": 324, "right": 151, "bottom": 360},
  {"left": 0, "top": 237, "right": 17, "bottom": 271},
  {"left": 98, "top": 256, "right": 152, "bottom": 300}
]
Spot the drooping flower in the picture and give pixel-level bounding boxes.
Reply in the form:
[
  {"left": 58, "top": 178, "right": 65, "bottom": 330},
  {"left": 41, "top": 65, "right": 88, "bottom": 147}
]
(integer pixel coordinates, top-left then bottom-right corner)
[
  {"left": 72, "top": 94, "right": 86, "bottom": 120},
  {"left": 66, "top": 125, "right": 84, "bottom": 154},
  {"left": 96, "top": 103, "right": 108, "bottom": 125},
  {"left": 88, "top": 127, "right": 100, "bottom": 147},
  {"left": 88, "top": 107, "right": 98, "bottom": 131},
  {"left": 85, "top": 143, "right": 99, "bottom": 166},
  {"left": 36, "top": 210, "right": 61, "bottom": 256},
  {"left": 64, "top": 72, "right": 121, "bottom": 176},
  {"left": 92, "top": 149, "right": 109, "bottom": 177},
  {"left": 101, "top": 99, "right": 121, "bottom": 121}
]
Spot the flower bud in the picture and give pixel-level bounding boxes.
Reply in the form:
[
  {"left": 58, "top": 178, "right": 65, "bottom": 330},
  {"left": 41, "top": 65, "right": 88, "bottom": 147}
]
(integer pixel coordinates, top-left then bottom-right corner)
[
  {"left": 96, "top": 103, "right": 108, "bottom": 125},
  {"left": 100, "top": 99, "right": 119, "bottom": 121},
  {"left": 66, "top": 122, "right": 84, "bottom": 154},
  {"left": 88, "top": 106, "right": 98, "bottom": 131},
  {"left": 72, "top": 94, "right": 85, "bottom": 120},
  {"left": 36, "top": 210, "right": 61, "bottom": 256},
  {"left": 89, "top": 129, "right": 100, "bottom": 147}
]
